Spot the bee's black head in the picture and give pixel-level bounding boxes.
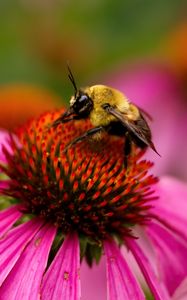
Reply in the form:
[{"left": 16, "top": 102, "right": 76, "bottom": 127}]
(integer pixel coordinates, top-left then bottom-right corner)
[
  {"left": 70, "top": 91, "right": 93, "bottom": 117},
  {"left": 67, "top": 64, "right": 93, "bottom": 117}
]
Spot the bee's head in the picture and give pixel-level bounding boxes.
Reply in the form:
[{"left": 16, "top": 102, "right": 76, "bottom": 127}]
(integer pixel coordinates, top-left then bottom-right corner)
[
  {"left": 70, "top": 91, "right": 93, "bottom": 117},
  {"left": 67, "top": 64, "right": 93, "bottom": 117},
  {"left": 51, "top": 66, "right": 93, "bottom": 128}
]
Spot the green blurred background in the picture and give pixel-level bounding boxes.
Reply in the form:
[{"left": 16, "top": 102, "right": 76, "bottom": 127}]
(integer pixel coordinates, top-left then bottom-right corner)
[{"left": 0, "top": 0, "right": 186, "bottom": 97}]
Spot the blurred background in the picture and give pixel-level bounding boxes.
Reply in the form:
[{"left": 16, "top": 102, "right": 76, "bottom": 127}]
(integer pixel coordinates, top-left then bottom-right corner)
[{"left": 0, "top": 0, "right": 187, "bottom": 181}]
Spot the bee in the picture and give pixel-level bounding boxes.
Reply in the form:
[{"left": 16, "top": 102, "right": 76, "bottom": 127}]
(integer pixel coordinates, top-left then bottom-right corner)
[{"left": 52, "top": 67, "right": 160, "bottom": 166}]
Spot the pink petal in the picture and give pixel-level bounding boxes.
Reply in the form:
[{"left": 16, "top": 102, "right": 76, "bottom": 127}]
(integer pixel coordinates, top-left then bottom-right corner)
[
  {"left": 125, "top": 237, "right": 170, "bottom": 300},
  {"left": 0, "top": 223, "right": 56, "bottom": 300},
  {"left": 172, "top": 278, "right": 187, "bottom": 300},
  {"left": 0, "top": 218, "right": 44, "bottom": 286},
  {"left": 41, "top": 232, "right": 80, "bottom": 300},
  {"left": 81, "top": 256, "right": 107, "bottom": 300},
  {"left": 154, "top": 176, "right": 187, "bottom": 219},
  {"left": 152, "top": 208, "right": 187, "bottom": 241},
  {"left": 0, "top": 130, "right": 15, "bottom": 163},
  {"left": 0, "top": 180, "right": 10, "bottom": 191},
  {"left": 151, "top": 176, "right": 187, "bottom": 240},
  {"left": 146, "top": 222, "right": 187, "bottom": 295},
  {"left": 104, "top": 239, "right": 145, "bottom": 300},
  {"left": 0, "top": 205, "right": 22, "bottom": 237}
]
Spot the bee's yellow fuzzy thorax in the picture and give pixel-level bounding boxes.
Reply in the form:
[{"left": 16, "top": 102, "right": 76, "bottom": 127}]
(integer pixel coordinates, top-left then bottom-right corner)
[{"left": 85, "top": 85, "right": 130, "bottom": 127}]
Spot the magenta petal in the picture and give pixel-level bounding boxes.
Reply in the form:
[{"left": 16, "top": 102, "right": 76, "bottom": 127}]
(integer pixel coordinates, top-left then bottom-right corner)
[
  {"left": 0, "top": 130, "right": 17, "bottom": 163},
  {"left": 0, "top": 130, "right": 9, "bottom": 163},
  {"left": 151, "top": 176, "right": 187, "bottom": 241},
  {"left": 152, "top": 208, "right": 187, "bottom": 241},
  {"left": 0, "top": 223, "right": 56, "bottom": 300},
  {"left": 0, "top": 205, "right": 22, "bottom": 237},
  {"left": 172, "top": 278, "right": 187, "bottom": 300},
  {"left": 146, "top": 222, "right": 187, "bottom": 295},
  {"left": 0, "top": 180, "right": 10, "bottom": 191},
  {"left": 125, "top": 237, "right": 170, "bottom": 300},
  {"left": 81, "top": 256, "right": 107, "bottom": 300},
  {"left": 153, "top": 176, "right": 187, "bottom": 219},
  {"left": 104, "top": 239, "right": 145, "bottom": 300},
  {"left": 0, "top": 218, "right": 44, "bottom": 286},
  {"left": 41, "top": 232, "right": 80, "bottom": 300}
]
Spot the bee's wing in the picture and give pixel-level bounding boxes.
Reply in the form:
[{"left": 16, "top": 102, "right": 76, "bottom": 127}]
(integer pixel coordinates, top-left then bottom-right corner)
[
  {"left": 137, "top": 106, "right": 153, "bottom": 121},
  {"left": 105, "top": 106, "right": 160, "bottom": 156}
]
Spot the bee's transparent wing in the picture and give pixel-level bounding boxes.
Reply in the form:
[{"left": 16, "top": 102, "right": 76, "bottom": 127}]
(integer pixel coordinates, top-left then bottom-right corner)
[
  {"left": 104, "top": 105, "right": 160, "bottom": 156},
  {"left": 137, "top": 106, "right": 153, "bottom": 121}
]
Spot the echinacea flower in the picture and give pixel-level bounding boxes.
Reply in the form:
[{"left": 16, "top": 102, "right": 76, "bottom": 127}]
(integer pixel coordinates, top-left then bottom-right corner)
[{"left": 0, "top": 109, "right": 187, "bottom": 300}]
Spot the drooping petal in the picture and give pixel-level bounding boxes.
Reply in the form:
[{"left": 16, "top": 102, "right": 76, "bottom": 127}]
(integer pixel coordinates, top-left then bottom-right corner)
[
  {"left": 0, "top": 130, "right": 10, "bottom": 163},
  {"left": 125, "top": 237, "right": 170, "bottom": 300},
  {"left": 151, "top": 176, "right": 187, "bottom": 240},
  {"left": 41, "top": 232, "right": 80, "bottom": 300},
  {"left": 0, "top": 218, "right": 44, "bottom": 286},
  {"left": 0, "top": 130, "right": 17, "bottom": 163},
  {"left": 152, "top": 208, "right": 187, "bottom": 241},
  {"left": 104, "top": 239, "right": 145, "bottom": 300},
  {"left": 81, "top": 256, "right": 107, "bottom": 300},
  {"left": 172, "top": 277, "right": 187, "bottom": 300},
  {"left": 0, "top": 205, "right": 22, "bottom": 237},
  {"left": 0, "top": 223, "right": 56, "bottom": 300},
  {"left": 146, "top": 222, "right": 187, "bottom": 296},
  {"left": 0, "top": 180, "right": 10, "bottom": 191},
  {"left": 153, "top": 176, "right": 187, "bottom": 219}
]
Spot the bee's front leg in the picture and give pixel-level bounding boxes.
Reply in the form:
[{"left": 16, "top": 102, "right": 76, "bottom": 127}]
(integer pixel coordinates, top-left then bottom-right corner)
[{"left": 63, "top": 126, "right": 104, "bottom": 153}]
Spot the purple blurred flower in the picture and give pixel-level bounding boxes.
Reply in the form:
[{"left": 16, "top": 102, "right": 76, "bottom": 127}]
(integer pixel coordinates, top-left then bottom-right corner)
[
  {"left": 0, "top": 108, "right": 187, "bottom": 300},
  {"left": 104, "top": 62, "right": 186, "bottom": 180}
]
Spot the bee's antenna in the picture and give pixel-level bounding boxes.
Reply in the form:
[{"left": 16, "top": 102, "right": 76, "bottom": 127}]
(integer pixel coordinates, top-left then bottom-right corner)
[{"left": 67, "top": 62, "right": 78, "bottom": 95}]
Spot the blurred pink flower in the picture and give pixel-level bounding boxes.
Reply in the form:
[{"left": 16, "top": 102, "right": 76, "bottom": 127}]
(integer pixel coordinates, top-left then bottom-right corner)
[
  {"left": 0, "top": 108, "right": 187, "bottom": 300},
  {"left": 104, "top": 62, "right": 187, "bottom": 180}
]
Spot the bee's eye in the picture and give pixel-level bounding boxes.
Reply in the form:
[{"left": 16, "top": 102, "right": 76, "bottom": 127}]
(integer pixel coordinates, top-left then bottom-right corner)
[
  {"left": 77, "top": 95, "right": 89, "bottom": 108},
  {"left": 73, "top": 93, "right": 93, "bottom": 116}
]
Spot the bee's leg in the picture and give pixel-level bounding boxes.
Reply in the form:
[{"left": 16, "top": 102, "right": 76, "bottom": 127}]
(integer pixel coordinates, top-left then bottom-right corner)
[
  {"left": 52, "top": 115, "right": 81, "bottom": 128},
  {"left": 124, "top": 133, "right": 132, "bottom": 168},
  {"left": 63, "top": 126, "right": 104, "bottom": 153},
  {"left": 45, "top": 115, "right": 82, "bottom": 133}
]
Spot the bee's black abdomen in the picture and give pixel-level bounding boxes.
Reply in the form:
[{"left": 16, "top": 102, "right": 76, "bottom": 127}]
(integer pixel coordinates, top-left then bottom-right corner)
[
  {"left": 132, "top": 136, "right": 148, "bottom": 150},
  {"left": 105, "top": 121, "right": 127, "bottom": 137}
]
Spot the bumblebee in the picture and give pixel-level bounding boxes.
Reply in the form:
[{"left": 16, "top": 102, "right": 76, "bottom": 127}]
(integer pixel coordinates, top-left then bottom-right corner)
[{"left": 52, "top": 67, "right": 160, "bottom": 166}]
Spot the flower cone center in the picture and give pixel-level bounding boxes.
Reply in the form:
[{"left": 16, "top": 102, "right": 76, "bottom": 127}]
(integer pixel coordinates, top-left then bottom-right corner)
[{"left": 2, "top": 110, "right": 157, "bottom": 241}]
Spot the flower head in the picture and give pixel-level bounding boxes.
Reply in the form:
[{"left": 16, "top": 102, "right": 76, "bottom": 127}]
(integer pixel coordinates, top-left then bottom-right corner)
[{"left": 0, "top": 109, "right": 187, "bottom": 299}]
